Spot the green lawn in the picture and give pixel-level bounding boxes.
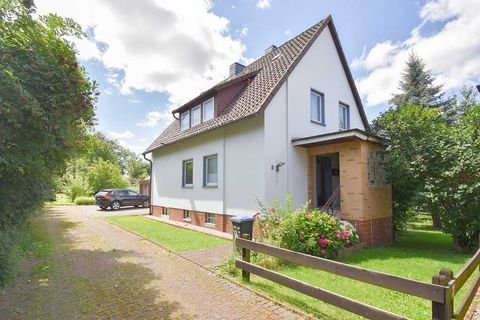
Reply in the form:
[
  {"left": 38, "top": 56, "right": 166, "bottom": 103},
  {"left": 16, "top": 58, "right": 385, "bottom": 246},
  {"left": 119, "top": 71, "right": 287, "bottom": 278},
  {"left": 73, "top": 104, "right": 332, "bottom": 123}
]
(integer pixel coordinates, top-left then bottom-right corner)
[
  {"left": 244, "top": 224, "right": 474, "bottom": 319},
  {"left": 45, "top": 193, "right": 75, "bottom": 206},
  {"left": 105, "top": 216, "right": 229, "bottom": 252}
]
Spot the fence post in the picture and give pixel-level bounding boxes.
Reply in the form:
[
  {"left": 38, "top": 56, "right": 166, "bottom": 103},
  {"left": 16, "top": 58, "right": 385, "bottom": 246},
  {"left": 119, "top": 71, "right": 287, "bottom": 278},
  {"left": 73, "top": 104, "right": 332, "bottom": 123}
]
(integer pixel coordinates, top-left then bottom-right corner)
[
  {"left": 241, "top": 233, "right": 251, "bottom": 282},
  {"left": 432, "top": 268, "right": 454, "bottom": 320}
]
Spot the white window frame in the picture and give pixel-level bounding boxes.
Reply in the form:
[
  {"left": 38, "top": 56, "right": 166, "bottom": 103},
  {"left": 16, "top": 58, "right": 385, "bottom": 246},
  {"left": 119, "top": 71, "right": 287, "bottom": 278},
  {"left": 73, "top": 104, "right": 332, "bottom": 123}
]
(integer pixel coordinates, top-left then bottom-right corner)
[
  {"left": 202, "top": 97, "right": 215, "bottom": 122},
  {"left": 191, "top": 105, "right": 201, "bottom": 126},
  {"left": 339, "top": 102, "right": 350, "bottom": 130},
  {"left": 203, "top": 154, "right": 218, "bottom": 187},
  {"left": 206, "top": 213, "right": 215, "bottom": 225},
  {"left": 162, "top": 207, "right": 168, "bottom": 215},
  {"left": 183, "top": 210, "right": 191, "bottom": 220},
  {"left": 181, "top": 111, "right": 190, "bottom": 131},
  {"left": 310, "top": 89, "right": 325, "bottom": 125},
  {"left": 182, "top": 159, "right": 193, "bottom": 187}
]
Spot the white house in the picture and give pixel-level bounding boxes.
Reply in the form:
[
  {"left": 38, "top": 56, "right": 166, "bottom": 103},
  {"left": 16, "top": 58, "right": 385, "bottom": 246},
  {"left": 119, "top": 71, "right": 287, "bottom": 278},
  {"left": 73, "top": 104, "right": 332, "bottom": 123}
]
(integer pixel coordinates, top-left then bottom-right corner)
[{"left": 144, "top": 16, "right": 393, "bottom": 246}]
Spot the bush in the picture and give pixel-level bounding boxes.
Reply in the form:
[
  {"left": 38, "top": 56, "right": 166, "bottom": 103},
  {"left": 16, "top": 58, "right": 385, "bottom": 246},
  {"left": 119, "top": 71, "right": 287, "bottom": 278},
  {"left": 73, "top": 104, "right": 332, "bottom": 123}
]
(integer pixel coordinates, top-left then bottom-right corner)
[
  {"left": 74, "top": 196, "right": 95, "bottom": 205},
  {"left": 256, "top": 195, "right": 359, "bottom": 259}
]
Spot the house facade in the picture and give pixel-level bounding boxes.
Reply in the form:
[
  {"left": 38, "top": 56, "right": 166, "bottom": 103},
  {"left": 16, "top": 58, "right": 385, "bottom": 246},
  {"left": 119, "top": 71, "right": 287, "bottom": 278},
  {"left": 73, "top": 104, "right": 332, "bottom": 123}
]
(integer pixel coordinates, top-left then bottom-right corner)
[{"left": 144, "top": 16, "right": 393, "bottom": 246}]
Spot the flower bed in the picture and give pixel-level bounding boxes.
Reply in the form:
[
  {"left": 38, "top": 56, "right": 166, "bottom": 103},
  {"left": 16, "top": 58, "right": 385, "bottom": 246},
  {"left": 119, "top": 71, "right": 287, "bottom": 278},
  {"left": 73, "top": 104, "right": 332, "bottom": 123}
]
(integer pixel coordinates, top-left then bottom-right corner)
[{"left": 256, "top": 195, "right": 359, "bottom": 259}]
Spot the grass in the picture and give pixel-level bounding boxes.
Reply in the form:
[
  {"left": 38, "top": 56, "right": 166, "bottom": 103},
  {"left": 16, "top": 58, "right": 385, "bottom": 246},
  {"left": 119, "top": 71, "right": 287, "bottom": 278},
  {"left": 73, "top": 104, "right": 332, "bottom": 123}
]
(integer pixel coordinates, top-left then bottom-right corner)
[
  {"left": 45, "top": 193, "right": 75, "bottom": 206},
  {"left": 105, "top": 216, "right": 229, "bottom": 252},
  {"left": 236, "top": 215, "right": 475, "bottom": 319}
]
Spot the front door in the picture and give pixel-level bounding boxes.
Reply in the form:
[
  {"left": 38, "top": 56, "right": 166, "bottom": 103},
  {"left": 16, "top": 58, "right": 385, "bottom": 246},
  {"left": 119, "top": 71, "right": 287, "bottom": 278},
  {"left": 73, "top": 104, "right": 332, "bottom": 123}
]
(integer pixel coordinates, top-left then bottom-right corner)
[{"left": 316, "top": 156, "right": 332, "bottom": 207}]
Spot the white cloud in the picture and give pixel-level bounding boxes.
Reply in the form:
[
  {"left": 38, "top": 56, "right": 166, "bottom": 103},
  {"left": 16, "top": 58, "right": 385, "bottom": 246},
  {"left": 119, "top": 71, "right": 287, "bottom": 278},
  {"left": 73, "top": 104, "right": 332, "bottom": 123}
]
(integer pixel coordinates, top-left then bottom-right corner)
[
  {"left": 239, "top": 26, "right": 248, "bottom": 38},
  {"left": 136, "top": 110, "right": 172, "bottom": 128},
  {"left": 256, "top": 0, "right": 272, "bottom": 10},
  {"left": 107, "top": 130, "right": 134, "bottom": 139},
  {"left": 35, "top": 0, "right": 248, "bottom": 107},
  {"left": 128, "top": 99, "right": 141, "bottom": 104},
  {"left": 284, "top": 29, "right": 291, "bottom": 36},
  {"left": 353, "top": 0, "right": 480, "bottom": 107}
]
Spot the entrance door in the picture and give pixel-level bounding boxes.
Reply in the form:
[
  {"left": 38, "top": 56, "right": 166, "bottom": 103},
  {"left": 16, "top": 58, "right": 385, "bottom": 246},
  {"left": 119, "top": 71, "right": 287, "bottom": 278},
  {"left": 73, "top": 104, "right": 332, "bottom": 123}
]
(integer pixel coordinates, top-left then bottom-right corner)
[{"left": 316, "top": 156, "right": 332, "bottom": 206}]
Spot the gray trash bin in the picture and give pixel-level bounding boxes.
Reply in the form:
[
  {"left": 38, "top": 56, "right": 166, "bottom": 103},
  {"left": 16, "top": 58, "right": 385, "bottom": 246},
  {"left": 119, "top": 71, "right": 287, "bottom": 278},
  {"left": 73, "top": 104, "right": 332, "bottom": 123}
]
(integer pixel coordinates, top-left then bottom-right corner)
[{"left": 231, "top": 216, "right": 255, "bottom": 240}]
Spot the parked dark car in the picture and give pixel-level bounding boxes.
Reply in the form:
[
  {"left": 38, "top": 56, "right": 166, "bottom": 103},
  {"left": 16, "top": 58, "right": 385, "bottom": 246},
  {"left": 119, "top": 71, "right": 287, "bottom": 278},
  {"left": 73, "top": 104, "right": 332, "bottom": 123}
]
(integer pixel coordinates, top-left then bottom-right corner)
[{"left": 95, "top": 189, "right": 150, "bottom": 210}]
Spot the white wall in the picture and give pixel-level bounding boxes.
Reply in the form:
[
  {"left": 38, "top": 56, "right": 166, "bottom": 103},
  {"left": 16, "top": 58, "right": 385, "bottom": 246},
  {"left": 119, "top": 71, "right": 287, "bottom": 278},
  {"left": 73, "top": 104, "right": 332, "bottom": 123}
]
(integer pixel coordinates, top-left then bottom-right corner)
[
  {"left": 151, "top": 116, "right": 264, "bottom": 216},
  {"left": 263, "top": 25, "right": 365, "bottom": 208}
]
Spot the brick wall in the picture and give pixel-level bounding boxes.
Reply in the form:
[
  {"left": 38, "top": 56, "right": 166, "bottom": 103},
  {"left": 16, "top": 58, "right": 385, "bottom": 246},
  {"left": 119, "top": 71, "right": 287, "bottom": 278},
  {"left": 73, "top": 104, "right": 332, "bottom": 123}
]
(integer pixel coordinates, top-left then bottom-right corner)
[{"left": 345, "top": 216, "right": 393, "bottom": 247}]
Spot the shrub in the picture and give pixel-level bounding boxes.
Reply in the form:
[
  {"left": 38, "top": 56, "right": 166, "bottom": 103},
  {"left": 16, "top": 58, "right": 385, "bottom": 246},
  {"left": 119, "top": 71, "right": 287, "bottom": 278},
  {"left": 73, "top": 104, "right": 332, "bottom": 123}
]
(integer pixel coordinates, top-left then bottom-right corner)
[
  {"left": 256, "top": 195, "right": 359, "bottom": 259},
  {"left": 74, "top": 196, "right": 95, "bottom": 205}
]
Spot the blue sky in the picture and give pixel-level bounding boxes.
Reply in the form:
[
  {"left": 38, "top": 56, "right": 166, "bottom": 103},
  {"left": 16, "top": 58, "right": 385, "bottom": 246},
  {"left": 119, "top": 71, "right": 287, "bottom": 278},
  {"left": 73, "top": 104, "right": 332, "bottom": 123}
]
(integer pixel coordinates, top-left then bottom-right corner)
[{"left": 36, "top": 0, "right": 480, "bottom": 154}]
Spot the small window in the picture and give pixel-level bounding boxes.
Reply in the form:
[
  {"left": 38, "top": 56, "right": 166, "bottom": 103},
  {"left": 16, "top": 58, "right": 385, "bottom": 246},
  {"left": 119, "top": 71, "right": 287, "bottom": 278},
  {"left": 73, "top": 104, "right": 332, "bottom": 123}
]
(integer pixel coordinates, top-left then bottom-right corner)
[
  {"left": 183, "top": 210, "right": 191, "bottom": 220},
  {"left": 206, "top": 213, "right": 215, "bottom": 225},
  {"left": 191, "top": 105, "right": 201, "bottom": 126},
  {"left": 182, "top": 159, "right": 193, "bottom": 187},
  {"left": 162, "top": 207, "right": 168, "bottom": 215},
  {"left": 203, "top": 154, "right": 218, "bottom": 187},
  {"left": 203, "top": 98, "right": 214, "bottom": 121},
  {"left": 339, "top": 102, "right": 350, "bottom": 130},
  {"left": 181, "top": 111, "right": 190, "bottom": 130},
  {"left": 310, "top": 90, "right": 325, "bottom": 124}
]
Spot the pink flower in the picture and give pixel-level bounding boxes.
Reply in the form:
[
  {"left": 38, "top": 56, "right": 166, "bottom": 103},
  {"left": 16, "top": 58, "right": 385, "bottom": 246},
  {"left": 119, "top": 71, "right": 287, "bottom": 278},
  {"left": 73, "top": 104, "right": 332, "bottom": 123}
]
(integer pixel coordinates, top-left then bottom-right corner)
[
  {"left": 271, "top": 208, "right": 276, "bottom": 213},
  {"left": 253, "top": 212, "right": 260, "bottom": 218},
  {"left": 341, "top": 230, "right": 349, "bottom": 240},
  {"left": 320, "top": 234, "right": 326, "bottom": 239},
  {"left": 319, "top": 238, "right": 328, "bottom": 247},
  {"left": 320, "top": 249, "right": 326, "bottom": 255}
]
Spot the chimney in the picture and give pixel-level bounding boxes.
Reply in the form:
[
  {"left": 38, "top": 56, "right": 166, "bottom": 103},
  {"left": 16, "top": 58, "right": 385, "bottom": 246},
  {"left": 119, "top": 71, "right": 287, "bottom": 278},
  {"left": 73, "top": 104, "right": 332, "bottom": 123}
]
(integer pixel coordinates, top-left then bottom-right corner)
[
  {"left": 229, "top": 62, "right": 245, "bottom": 77},
  {"left": 265, "top": 45, "right": 277, "bottom": 55}
]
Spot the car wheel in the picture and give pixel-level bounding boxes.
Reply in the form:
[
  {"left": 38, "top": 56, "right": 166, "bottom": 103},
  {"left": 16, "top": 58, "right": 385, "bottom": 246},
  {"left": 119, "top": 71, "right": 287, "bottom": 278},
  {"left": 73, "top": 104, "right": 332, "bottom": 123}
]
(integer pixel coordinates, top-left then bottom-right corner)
[
  {"left": 111, "top": 201, "right": 121, "bottom": 210},
  {"left": 142, "top": 200, "right": 150, "bottom": 208}
]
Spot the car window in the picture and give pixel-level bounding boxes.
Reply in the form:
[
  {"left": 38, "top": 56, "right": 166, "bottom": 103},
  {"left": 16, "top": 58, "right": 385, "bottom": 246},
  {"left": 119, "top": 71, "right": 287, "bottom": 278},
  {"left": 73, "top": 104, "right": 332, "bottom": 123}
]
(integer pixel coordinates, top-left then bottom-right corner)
[{"left": 127, "top": 190, "right": 138, "bottom": 196}]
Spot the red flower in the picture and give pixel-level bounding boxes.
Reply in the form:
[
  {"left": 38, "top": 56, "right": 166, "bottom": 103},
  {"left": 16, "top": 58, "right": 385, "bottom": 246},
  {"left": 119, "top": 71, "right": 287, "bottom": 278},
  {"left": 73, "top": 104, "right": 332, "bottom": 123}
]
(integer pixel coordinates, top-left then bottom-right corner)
[
  {"left": 320, "top": 249, "right": 326, "bottom": 255},
  {"left": 319, "top": 238, "right": 328, "bottom": 247}
]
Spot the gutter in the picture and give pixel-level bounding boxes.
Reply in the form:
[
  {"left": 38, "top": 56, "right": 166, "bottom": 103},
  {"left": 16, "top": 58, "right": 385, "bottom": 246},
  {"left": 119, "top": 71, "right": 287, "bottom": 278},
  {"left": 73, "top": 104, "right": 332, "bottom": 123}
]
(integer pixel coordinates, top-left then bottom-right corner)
[{"left": 143, "top": 153, "right": 153, "bottom": 215}]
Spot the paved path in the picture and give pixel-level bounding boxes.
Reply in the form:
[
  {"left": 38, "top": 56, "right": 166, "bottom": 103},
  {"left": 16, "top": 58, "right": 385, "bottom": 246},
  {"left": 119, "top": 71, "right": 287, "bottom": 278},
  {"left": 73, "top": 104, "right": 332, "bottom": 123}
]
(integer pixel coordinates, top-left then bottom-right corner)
[{"left": 0, "top": 206, "right": 305, "bottom": 320}]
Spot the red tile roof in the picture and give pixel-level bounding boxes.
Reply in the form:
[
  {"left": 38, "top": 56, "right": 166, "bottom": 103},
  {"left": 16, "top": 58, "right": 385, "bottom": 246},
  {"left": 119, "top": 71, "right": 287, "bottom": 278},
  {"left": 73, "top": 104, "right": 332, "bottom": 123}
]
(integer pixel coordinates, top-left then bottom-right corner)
[{"left": 144, "top": 16, "right": 368, "bottom": 154}]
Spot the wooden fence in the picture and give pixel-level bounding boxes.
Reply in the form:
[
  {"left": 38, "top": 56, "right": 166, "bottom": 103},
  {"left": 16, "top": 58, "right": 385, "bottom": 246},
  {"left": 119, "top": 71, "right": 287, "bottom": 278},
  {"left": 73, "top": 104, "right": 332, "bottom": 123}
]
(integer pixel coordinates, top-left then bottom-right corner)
[{"left": 235, "top": 235, "right": 480, "bottom": 320}]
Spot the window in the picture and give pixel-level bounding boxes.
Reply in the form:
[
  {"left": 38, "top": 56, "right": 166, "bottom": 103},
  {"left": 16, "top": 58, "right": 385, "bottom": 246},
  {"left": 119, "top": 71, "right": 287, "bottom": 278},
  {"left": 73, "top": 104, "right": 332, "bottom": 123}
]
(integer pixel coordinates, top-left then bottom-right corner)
[
  {"left": 182, "top": 159, "right": 193, "bottom": 187},
  {"left": 162, "top": 207, "right": 168, "bottom": 215},
  {"left": 183, "top": 210, "right": 191, "bottom": 220},
  {"left": 310, "top": 90, "right": 325, "bottom": 124},
  {"left": 339, "top": 102, "right": 350, "bottom": 130},
  {"left": 191, "top": 105, "right": 201, "bottom": 126},
  {"left": 203, "top": 98, "right": 214, "bottom": 121},
  {"left": 127, "top": 190, "right": 138, "bottom": 196},
  {"left": 206, "top": 213, "right": 215, "bottom": 225},
  {"left": 203, "top": 154, "right": 218, "bottom": 187},
  {"left": 181, "top": 111, "right": 190, "bottom": 130}
]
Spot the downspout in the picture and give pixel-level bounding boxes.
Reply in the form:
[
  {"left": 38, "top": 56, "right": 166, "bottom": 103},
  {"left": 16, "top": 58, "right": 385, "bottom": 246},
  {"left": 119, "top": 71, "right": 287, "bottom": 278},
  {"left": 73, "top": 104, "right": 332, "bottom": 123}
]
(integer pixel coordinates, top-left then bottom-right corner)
[{"left": 143, "top": 153, "right": 153, "bottom": 215}]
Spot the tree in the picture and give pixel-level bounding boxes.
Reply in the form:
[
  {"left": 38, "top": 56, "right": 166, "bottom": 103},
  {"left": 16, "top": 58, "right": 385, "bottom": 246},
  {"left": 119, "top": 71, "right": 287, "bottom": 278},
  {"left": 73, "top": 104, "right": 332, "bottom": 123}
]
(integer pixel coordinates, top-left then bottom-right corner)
[
  {"left": 390, "top": 52, "right": 451, "bottom": 109},
  {"left": 87, "top": 159, "right": 128, "bottom": 193},
  {"left": 372, "top": 105, "right": 448, "bottom": 232},
  {"left": 0, "top": 1, "right": 97, "bottom": 284}
]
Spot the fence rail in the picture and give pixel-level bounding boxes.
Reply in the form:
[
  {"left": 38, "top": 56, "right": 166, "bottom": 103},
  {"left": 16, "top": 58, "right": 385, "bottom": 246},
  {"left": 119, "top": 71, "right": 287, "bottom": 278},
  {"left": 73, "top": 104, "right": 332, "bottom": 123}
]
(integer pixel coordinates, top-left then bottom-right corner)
[{"left": 235, "top": 235, "right": 480, "bottom": 320}]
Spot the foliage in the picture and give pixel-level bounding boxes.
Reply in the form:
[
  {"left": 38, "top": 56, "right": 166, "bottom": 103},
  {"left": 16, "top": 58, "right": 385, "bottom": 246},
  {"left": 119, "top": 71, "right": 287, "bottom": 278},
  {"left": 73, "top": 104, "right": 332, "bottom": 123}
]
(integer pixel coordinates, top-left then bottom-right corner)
[
  {"left": 256, "top": 195, "right": 359, "bottom": 259},
  {"left": 87, "top": 159, "right": 128, "bottom": 193},
  {"left": 389, "top": 52, "right": 451, "bottom": 109},
  {"left": 372, "top": 100, "right": 480, "bottom": 249},
  {"left": 74, "top": 196, "right": 95, "bottom": 205},
  {"left": 218, "top": 253, "right": 240, "bottom": 277},
  {"left": 0, "top": 1, "right": 96, "bottom": 285},
  {"left": 58, "top": 158, "right": 91, "bottom": 201}
]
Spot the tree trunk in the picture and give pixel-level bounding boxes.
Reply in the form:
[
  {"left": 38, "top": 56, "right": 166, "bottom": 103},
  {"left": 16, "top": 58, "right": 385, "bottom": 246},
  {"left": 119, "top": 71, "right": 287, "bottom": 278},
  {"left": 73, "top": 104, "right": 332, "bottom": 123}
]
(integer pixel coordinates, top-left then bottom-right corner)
[{"left": 431, "top": 212, "right": 442, "bottom": 229}]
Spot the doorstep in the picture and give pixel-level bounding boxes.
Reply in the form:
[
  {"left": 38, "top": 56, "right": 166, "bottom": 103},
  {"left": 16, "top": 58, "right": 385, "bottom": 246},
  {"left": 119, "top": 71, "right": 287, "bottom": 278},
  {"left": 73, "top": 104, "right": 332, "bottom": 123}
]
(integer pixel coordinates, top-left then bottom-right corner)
[{"left": 146, "top": 215, "right": 233, "bottom": 241}]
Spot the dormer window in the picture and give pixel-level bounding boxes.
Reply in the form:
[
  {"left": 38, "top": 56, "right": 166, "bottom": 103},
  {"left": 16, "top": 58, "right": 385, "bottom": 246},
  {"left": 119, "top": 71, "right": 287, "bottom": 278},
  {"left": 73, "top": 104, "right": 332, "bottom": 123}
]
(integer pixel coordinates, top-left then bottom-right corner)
[
  {"left": 191, "top": 105, "right": 201, "bottom": 126},
  {"left": 203, "top": 98, "right": 214, "bottom": 121},
  {"left": 179, "top": 97, "right": 214, "bottom": 130},
  {"left": 181, "top": 111, "right": 190, "bottom": 131}
]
